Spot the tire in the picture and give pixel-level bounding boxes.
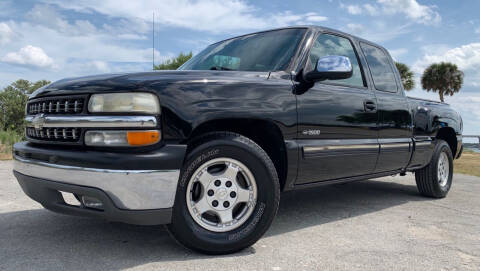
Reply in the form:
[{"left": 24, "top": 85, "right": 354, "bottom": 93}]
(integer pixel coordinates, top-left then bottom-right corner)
[
  {"left": 415, "top": 140, "right": 453, "bottom": 198},
  {"left": 167, "top": 132, "right": 280, "bottom": 254}
]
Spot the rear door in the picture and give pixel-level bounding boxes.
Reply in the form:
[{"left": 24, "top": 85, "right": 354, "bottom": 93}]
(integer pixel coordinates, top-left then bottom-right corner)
[
  {"left": 295, "top": 33, "right": 379, "bottom": 184},
  {"left": 359, "top": 42, "right": 413, "bottom": 173}
]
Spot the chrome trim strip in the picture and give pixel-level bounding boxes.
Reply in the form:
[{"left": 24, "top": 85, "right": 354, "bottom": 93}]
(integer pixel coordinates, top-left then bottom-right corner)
[
  {"left": 302, "top": 139, "right": 380, "bottom": 157},
  {"left": 415, "top": 141, "right": 432, "bottom": 147},
  {"left": 380, "top": 143, "right": 410, "bottom": 149},
  {"left": 379, "top": 139, "right": 411, "bottom": 150},
  {"left": 13, "top": 155, "right": 179, "bottom": 210},
  {"left": 304, "top": 144, "right": 379, "bottom": 152},
  {"left": 378, "top": 138, "right": 411, "bottom": 144},
  {"left": 25, "top": 115, "right": 157, "bottom": 128},
  {"left": 414, "top": 136, "right": 431, "bottom": 141}
]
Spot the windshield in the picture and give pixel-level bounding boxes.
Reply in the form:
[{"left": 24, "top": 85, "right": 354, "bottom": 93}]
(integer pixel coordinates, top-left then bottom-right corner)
[{"left": 179, "top": 28, "right": 307, "bottom": 72}]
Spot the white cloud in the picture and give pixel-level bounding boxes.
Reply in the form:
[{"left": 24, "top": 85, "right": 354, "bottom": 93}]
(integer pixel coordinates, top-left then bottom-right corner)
[
  {"left": 342, "top": 22, "right": 411, "bottom": 43},
  {"left": 346, "top": 23, "right": 364, "bottom": 33},
  {"left": 420, "top": 44, "right": 450, "bottom": 55},
  {"left": 26, "top": 4, "right": 149, "bottom": 39},
  {"left": 377, "top": 0, "right": 441, "bottom": 25},
  {"left": 340, "top": 0, "right": 440, "bottom": 25},
  {"left": 306, "top": 15, "right": 328, "bottom": 23},
  {"left": 87, "top": 61, "right": 109, "bottom": 73},
  {"left": 26, "top": 4, "right": 71, "bottom": 33},
  {"left": 341, "top": 4, "right": 363, "bottom": 15},
  {"left": 1, "top": 1, "right": 328, "bottom": 87},
  {"left": 413, "top": 43, "right": 480, "bottom": 87},
  {"left": 388, "top": 48, "right": 408, "bottom": 60},
  {"left": 0, "top": 1, "right": 14, "bottom": 17},
  {"left": 116, "top": 33, "right": 148, "bottom": 40},
  {"left": 1, "top": 45, "right": 55, "bottom": 68},
  {"left": 1, "top": 11, "right": 171, "bottom": 64},
  {"left": 363, "top": 4, "right": 378, "bottom": 15},
  {"left": 41, "top": 0, "right": 327, "bottom": 32},
  {"left": 0, "top": 22, "right": 15, "bottom": 45},
  {"left": 0, "top": 16, "right": 174, "bottom": 86},
  {"left": 268, "top": 11, "right": 328, "bottom": 26}
]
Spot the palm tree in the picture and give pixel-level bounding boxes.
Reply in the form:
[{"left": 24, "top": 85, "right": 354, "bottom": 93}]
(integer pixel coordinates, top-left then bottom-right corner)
[
  {"left": 421, "top": 62, "right": 464, "bottom": 102},
  {"left": 395, "top": 62, "right": 415, "bottom": 91}
]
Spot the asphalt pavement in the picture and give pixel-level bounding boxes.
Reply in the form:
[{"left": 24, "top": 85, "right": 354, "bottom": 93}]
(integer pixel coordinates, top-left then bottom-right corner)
[{"left": 1, "top": 160, "right": 479, "bottom": 270}]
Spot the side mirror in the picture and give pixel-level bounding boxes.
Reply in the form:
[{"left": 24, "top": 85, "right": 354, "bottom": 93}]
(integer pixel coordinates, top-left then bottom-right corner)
[{"left": 305, "top": 55, "right": 353, "bottom": 82}]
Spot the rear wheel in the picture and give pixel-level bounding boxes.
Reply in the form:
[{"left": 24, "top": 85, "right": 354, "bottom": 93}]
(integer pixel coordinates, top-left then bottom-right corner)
[
  {"left": 415, "top": 140, "right": 453, "bottom": 198},
  {"left": 167, "top": 132, "right": 280, "bottom": 254}
]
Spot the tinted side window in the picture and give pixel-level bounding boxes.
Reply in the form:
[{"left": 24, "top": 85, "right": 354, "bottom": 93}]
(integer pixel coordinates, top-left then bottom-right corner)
[
  {"left": 308, "top": 34, "right": 365, "bottom": 88},
  {"left": 360, "top": 43, "right": 398, "bottom": 92}
]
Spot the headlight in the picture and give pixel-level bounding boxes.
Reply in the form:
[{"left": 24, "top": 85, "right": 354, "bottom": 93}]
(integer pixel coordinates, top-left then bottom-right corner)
[
  {"left": 85, "top": 130, "right": 160, "bottom": 147},
  {"left": 88, "top": 93, "right": 160, "bottom": 114}
]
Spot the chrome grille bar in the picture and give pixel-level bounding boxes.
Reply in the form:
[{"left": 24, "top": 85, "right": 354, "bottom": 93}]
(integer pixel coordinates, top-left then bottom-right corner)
[
  {"left": 25, "top": 115, "right": 157, "bottom": 128},
  {"left": 27, "top": 97, "right": 84, "bottom": 115},
  {"left": 26, "top": 127, "right": 82, "bottom": 142}
]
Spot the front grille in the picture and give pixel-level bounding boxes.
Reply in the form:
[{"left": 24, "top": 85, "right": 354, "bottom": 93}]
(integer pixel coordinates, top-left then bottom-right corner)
[
  {"left": 27, "top": 97, "right": 85, "bottom": 115},
  {"left": 26, "top": 127, "right": 81, "bottom": 142}
]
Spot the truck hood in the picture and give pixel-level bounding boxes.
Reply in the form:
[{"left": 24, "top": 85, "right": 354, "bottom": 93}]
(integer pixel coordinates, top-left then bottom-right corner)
[{"left": 30, "top": 70, "right": 271, "bottom": 99}]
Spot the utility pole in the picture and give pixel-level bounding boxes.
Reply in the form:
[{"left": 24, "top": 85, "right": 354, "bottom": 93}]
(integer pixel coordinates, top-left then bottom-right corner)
[{"left": 152, "top": 12, "right": 155, "bottom": 70}]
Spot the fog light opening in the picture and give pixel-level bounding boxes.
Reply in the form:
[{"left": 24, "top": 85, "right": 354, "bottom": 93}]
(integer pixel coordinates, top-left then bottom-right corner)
[
  {"left": 81, "top": 196, "right": 104, "bottom": 210},
  {"left": 60, "top": 191, "right": 81, "bottom": 207}
]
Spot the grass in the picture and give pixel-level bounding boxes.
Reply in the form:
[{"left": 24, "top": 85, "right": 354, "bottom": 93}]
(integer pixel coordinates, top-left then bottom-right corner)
[
  {"left": 0, "top": 130, "right": 23, "bottom": 160},
  {"left": 454, "top": 149, "right": 480, "bottom": 177}
]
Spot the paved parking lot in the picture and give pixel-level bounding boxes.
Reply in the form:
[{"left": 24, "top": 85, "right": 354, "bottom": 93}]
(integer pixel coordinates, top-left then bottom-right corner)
[{"left": 1, "top": 160, "right": 479, "bottom": 270}]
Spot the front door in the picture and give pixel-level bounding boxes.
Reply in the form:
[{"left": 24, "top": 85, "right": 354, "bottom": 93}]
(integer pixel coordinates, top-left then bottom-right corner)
[{"left": 296, "top": 33, "right": 379, "bottom": 184}]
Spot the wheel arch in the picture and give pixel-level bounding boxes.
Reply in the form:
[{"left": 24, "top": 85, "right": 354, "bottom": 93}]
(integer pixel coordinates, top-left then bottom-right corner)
[
  {"left": 435, "top": 127, "right": 457, "bottom": 157},
  {"left": 183, "top": 118, "right": 288, "bottom": 191}
]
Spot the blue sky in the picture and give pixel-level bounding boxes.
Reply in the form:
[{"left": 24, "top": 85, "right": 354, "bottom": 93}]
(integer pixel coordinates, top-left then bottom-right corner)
[{"left": 1, "top": 0, "right": 480, "bottom": 137}]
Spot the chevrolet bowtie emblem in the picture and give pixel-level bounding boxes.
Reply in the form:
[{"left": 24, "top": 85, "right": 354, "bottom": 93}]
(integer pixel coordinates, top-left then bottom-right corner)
[{"left": 32, "top": 113, "right": 46, "bottom": 130}]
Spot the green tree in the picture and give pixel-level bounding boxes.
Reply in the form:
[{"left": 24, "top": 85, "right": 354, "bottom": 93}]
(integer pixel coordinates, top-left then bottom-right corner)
[
  {"left": 421, "top": 62, "right": 464, "bottom": 102},
  {"left": 29, "top": 80, "right": 51, "bottom": 94},
  {"left": 0, "top": 79, "right": 50, "bottom": 133},
  {"left": 395, "top": 62, "right": 415, "bottom": 91},
  {"left": 0, "top": 87, "right": 28, "bottom": 133},
  {"left": 154, "top": 52, "right": 192, "bottom": 70},
  {"left": 8, "top": 79, "right": 51, "bottom": 94}
]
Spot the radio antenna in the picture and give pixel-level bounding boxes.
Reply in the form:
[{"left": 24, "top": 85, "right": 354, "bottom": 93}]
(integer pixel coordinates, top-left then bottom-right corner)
[{"left": 152, "top": 12, "right": 155, "bottom": 70}]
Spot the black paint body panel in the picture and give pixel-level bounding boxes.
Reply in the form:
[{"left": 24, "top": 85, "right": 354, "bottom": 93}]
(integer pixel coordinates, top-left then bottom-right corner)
[{"left": 27, "top": 26, "right": 463, "bottom": 190}]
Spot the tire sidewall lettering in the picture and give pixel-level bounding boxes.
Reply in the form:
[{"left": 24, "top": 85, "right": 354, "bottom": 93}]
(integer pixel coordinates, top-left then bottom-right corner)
[
  {"left": 169, "top": 133, "right": 280, "bottom": 253},
  {"left": 179, "top": 148, "right": 219, "bottom": 188},
  {"left": 228, "top": 202, "right": 266, "bottom": 241},
  {"left": 180, "top": 145, "right": 269, "bottom": 240}
]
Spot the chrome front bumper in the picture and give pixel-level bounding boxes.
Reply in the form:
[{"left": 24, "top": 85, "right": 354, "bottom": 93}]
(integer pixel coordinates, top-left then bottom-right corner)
[{"left": 13, "top": 155, "right": 180, "bottom": 210}]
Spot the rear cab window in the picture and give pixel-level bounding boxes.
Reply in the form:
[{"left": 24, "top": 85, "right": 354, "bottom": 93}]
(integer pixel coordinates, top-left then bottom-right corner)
[{"left": 360, "top": 43, "right": 398, "bottom": 93}]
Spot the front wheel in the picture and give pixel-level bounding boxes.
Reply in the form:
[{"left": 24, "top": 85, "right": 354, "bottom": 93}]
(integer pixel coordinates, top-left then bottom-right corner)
[
  {"left": 415, "top": 140, "right": 453, "bottom": 198},
  {"left": 167, "top": 132, "right": 280, "bottom": 254}
]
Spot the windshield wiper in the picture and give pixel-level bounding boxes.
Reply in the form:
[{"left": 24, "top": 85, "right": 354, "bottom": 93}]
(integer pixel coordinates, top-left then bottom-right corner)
[{"left": 210, "top": 66, "right": 233, "bottom": 71}]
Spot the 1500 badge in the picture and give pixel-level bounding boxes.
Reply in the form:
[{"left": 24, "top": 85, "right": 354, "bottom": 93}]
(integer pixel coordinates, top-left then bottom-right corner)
[{"left": 302, "top": 129, "right": 321, "bottom": 136}]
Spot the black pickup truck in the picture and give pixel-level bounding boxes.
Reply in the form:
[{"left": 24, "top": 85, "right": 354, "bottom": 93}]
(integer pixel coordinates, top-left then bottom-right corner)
[{"left": 13, "top": 26, "right": 463, "bottom": 254}]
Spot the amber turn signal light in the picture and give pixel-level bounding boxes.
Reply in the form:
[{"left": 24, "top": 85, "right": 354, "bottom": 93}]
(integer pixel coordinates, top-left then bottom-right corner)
[{"left": 127, "top": 130, "right": 160, "bottom": 146}]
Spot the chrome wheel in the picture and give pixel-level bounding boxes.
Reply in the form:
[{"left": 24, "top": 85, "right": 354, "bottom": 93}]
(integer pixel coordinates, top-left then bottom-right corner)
[
  {"left": 186, "top": 157, "right": 258, "bottom": 232},
  {"left": 437, "top": 152, "right": 449, "bottom": 187}
]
